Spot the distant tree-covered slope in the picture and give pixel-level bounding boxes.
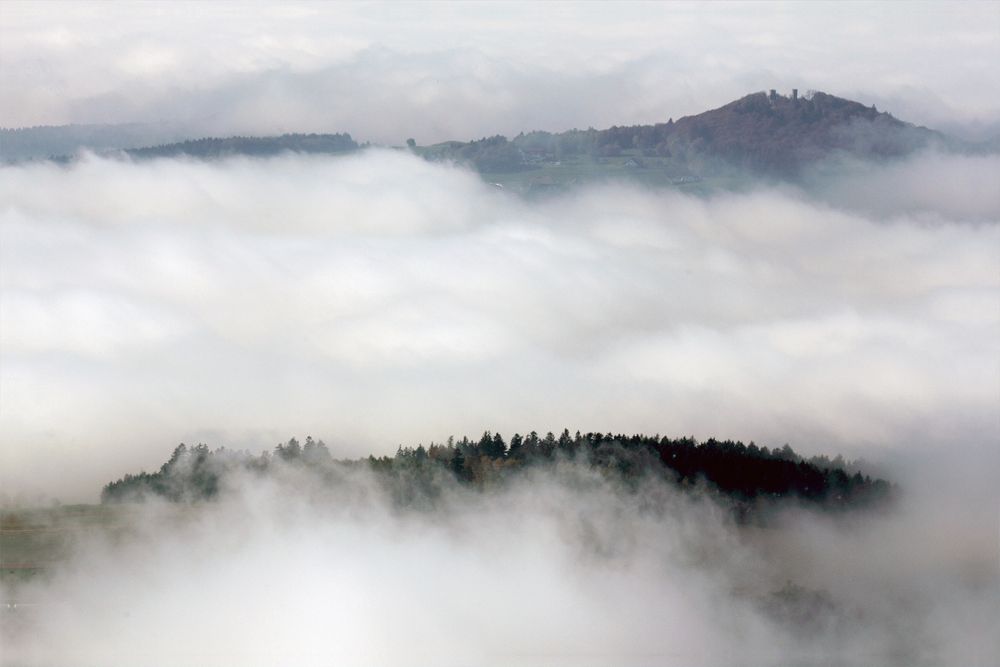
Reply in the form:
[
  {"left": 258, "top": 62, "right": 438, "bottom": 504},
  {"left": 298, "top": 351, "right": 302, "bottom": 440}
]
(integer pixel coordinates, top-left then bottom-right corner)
[
  {"left": 124, "top": 133, "right": 359, "bottom": 159},
  {"left": 0, "top": 122, "right": 192, "bottom": 161},
  {"left": 422, "top": 90, "right": 941, "bottom": 179},
  {"left": 622, "top": 90, "right": 937, "bottom": 171},
  {"left": 102, "top": 431, "right": 892, "bottom": 517},
  {"left": 6, "top": 90, "right": 954, "bottom": 183}
]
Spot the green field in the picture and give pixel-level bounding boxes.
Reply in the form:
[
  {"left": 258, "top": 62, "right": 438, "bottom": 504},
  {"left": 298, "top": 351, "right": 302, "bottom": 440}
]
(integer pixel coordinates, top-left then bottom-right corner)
[
  {"left": 415, "top": 143, "right": 752, "bottom": 196},
  {"left": 0, "top": 504, "right": 135, "bottom": 591},
  {"left": 483, "top": 152, "right": 708, "bottom": 195}
]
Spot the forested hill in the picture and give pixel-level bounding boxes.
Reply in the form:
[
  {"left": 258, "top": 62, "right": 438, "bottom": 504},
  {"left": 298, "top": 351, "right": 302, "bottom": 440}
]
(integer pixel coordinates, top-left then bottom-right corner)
[
  {"left": 420, "top": 90, "right": 941, "bottom": 179},
  {"left": 619, "top": 90, "right": 937, "bottom": 171},
  {"left": 102, "top": 431, "right": 892, "bottom": 516},
  {"left": 5, "top": 91, "right": 948, "bottom": 182}
]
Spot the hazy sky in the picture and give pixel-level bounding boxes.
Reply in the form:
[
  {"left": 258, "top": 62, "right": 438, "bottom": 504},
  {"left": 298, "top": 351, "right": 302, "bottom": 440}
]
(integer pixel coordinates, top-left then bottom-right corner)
[{"left": 2, "top": 1, "right": 999, "bottom": 141}]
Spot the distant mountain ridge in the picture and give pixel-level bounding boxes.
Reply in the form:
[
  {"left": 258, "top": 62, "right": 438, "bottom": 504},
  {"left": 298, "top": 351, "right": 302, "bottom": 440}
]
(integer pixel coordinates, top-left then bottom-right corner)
[
  {"left": 422, "top": 89, "right": 942, "bottom": 176},
  {"left": 0, "top": 122, "right": 190, "bottom": 161},
  {"left": 1, "top": 90, "right": 954, "bottom": 185},
  {"left": 646, "top": 89, "right": 940, "bottom": 172},
  {"left": 125, "top": 133, "right": 359, "bottom": 159}
]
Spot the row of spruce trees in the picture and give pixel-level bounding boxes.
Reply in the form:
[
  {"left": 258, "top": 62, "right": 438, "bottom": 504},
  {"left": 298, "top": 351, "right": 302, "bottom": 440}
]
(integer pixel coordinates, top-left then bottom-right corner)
[{"left": 101, "top": 430, "right": 892, "bottom": 516}]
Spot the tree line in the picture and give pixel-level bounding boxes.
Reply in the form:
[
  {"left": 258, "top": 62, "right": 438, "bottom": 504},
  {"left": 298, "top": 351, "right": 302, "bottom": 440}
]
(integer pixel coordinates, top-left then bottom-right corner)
[
  {"left": 125, "top": 133, "right": 359, "bottom": 160},
  {"left": 101, "top": 430, "right": 892, "bottom": 517}
]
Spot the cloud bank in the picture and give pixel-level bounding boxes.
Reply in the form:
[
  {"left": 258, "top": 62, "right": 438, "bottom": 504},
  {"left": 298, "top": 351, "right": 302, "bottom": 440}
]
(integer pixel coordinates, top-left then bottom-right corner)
[
  {"left": 1, "top": 150, "right": 997, "bottom": 502},
  {"left": 3, "top": 455, "right": 998, "bottom": 667}
]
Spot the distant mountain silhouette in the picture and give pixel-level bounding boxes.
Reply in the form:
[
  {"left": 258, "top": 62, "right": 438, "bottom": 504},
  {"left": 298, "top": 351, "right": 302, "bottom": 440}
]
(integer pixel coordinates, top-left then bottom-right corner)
[
  {"left": 651, "top": 90, "right": 940, "bottom": 173},
  {"left": 413, "top": 90, "right": 949, "bottom": 186},
  {"left": 0, "top": 122, "right": 190, "bottom": 161},
  {"left": 421, "top": 90, "right": 943, "bottom": 179},
  {"left": 3, "top": 91, "right": 953, "bottom": 182}
]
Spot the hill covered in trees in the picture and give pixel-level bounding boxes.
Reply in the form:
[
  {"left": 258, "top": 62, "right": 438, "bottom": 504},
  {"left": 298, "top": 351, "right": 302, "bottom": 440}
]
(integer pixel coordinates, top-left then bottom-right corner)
[
  {"left": 418, "top": 90, "right": 941, "bottom": 181},
  {"left": 102, "top": 431, "right": 892, "bottom": 518},
  {"left": 5, "top": 91, "right": 949, "bottom": 188}
]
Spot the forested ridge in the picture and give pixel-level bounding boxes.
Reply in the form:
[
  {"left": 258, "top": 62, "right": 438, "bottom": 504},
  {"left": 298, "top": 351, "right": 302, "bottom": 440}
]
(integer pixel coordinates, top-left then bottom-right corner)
[
  {"left": 102, "top": 431, "right": 892, "bottom": 516},
  {"left": 7, "top": 90, "right": 945, "bottom": 178},
  {"left": 414, "top": 90, "right": 939, "bottom": 177},
  {"left": 125, "top": 132, "right": 359, "bottom": 159}
]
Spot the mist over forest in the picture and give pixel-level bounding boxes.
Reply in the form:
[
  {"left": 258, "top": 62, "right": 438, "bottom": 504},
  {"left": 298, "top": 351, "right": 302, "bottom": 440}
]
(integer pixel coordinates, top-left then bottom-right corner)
[{"left": 1, "top": 2, "right": 999, "bottom": 667}]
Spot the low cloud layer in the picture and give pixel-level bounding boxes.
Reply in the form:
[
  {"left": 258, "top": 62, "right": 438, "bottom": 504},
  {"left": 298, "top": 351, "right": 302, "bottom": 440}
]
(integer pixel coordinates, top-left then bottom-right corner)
[
  {"left": 1, "top": 150, "right": 997, "bottom": 502},
  {"left": 4, "top": 457, "right": 998, "bottom": 667}
]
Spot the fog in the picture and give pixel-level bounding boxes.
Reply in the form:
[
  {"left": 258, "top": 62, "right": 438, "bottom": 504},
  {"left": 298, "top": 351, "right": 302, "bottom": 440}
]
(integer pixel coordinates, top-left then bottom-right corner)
[
  {"left": 3, "top": 2, "right": 999, "bottom": 142},
  {"left": 1, "top": 150, "right": 997, "bottom": 504},
  {"left": 1, "top": 126, "right": 998, "bottom": 667},
  {"left": 3, "top": 452, "right": 998, "bottom": 667}
]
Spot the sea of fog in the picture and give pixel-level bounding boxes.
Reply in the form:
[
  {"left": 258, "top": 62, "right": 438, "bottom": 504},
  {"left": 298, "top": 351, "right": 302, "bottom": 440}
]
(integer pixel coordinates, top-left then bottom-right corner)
[
  {"left": 1, "top": 149, "right": 997, "bottom": 501},
  {"left": 0, "top": 148, "right": 998, "bottom": 665}
]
